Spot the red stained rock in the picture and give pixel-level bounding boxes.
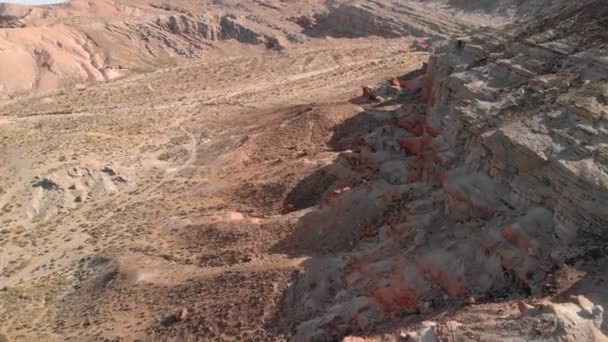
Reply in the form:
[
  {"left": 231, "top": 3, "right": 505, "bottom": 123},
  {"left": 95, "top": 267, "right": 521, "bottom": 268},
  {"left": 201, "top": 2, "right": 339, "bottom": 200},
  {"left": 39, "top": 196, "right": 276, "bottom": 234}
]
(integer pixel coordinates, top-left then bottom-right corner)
[
  {"left": 399, "top": 137, "right": 424, "bottom": 155},
  {"left": 370, "top": 285, "right": 417, "bottom": 314},
  {"left": 398, "top": 118, "right": 424, "bottom": 136},
  {"left": 500, "top": 225, "right": 535, "bottom": 256},
  {"left": 416, "top": 259, "right": 466, "bottom": 296}
]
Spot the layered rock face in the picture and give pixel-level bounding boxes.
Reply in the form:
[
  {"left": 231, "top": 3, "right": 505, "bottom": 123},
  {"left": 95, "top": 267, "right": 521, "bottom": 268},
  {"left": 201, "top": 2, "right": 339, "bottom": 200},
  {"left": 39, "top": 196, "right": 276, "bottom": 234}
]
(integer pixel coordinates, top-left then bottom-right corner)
[
  {"left": 155, "top": 14, "right": 281, "bottom": 48},
  {"left": 305, "top": 2, "right": 468, "bottom": 39},
  {"left": 430, "top": 0, "right": 575, "bottom": 17},
  {"left": 0, "top": 3, "right": 31, "bottom": 28},
  {"left": 157, "top": 14, "right": 221, "bottom": 41},
  {"left": 314, "top": 4, "right": 414, "bottom": 38},
  {"left": 429, "top": 0, "right": 608, "bottom": 238},
  {"left": 279, "top": 1, "right": 608, "bottom": 340},
  {"left": 427, "top": 38, "right": 608, "bottom": 241}
]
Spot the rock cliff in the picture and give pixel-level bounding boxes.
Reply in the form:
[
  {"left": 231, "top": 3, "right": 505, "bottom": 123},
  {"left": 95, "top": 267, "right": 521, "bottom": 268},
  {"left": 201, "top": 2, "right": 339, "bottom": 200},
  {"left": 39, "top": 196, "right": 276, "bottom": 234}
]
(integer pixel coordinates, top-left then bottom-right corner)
[{"left": 278, "top": 1, "right": 608, "bottom": 340}]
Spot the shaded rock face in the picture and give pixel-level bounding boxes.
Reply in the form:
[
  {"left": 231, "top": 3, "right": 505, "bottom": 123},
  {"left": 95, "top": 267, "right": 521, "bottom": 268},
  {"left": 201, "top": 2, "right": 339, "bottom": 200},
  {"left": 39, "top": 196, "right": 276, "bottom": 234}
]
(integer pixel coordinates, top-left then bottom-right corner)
[
  {"left": 313, "top": 4, "right": 413, "bottom": 38},
  {"left": 219, "top": 15, "right": 267, "bottom": 45},
  {"left": 155, "top": 14, "right": 280, "bottom": 48},
  {"left": 300, "top": 1, "right": 470, "bottom": 40},
  {"left": 439, "top": 0, "right": 579, "bottom": 18},
  {"left": 0, "top": 4, "right": 31, "bottom": 28},
  {"left": 157, "top": 14, "right": 220, "bottom": 41},
  {"left": 304, "top": 3, "right": 419, "bottom": 38},
  {"left": 277, "top": 2, "right": 608, "bottom": 340},
  {"left": 427, "top": 31, "right": 608, "bottom": 239}
]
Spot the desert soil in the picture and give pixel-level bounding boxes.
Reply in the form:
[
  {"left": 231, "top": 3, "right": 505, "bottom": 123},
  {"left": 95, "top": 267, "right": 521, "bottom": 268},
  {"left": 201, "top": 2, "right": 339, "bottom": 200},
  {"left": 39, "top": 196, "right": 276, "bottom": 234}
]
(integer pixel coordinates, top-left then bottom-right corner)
[
  {"left": 0, "top": 35, "right": 427, "bottom": 341},
  {"left": 1, "top": 0, "right": 608, "bottom": 341}
]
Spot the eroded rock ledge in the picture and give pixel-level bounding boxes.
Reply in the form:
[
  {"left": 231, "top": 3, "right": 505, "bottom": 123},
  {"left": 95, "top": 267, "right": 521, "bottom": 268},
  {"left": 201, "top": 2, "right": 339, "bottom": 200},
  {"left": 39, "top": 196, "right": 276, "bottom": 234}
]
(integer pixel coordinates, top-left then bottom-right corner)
[{"left": 278, "top": 3, "right": 608, "bottom": 340}]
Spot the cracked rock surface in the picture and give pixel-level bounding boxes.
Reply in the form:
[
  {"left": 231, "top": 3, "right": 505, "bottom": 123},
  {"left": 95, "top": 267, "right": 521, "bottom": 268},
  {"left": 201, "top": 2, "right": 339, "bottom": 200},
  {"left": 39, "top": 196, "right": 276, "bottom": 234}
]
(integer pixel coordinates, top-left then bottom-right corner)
[{"left": 1, "top": 0, "right": 608, "bottom": 341}]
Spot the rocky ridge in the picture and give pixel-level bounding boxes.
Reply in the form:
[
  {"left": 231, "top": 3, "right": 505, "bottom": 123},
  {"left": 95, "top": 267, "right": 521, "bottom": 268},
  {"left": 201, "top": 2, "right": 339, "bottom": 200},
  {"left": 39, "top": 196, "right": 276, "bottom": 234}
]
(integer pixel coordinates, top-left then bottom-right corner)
[
  {"left": 277, "top": 0, "right": 608, "bottom": 340},
  {"left": 1, "top": 0, "right": 607, "bottom": 341},
  {"left": 155, "top": 13, "right": 287, "bottom": 50}
]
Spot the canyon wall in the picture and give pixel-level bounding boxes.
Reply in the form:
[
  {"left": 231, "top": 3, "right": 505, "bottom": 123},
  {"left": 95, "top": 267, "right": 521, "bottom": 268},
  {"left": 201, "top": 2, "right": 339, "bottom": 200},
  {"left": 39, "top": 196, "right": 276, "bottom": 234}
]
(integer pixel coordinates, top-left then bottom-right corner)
[{"left": 278, "top": 1, "right": 608, "bottom": 340}]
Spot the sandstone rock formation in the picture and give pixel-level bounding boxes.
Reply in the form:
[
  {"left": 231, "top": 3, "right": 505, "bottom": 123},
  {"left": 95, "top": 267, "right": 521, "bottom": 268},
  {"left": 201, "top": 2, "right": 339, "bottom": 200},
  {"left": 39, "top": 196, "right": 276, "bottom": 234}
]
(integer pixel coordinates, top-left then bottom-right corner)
[
  {"left": 277, "top": 1, "right": 608, "bottom": 340},
  {"left": 1, "top": 0, "right": 607, "bottom": 341},
  {"left": 302, "top": 1, "right": 472, "bottom": 39}
]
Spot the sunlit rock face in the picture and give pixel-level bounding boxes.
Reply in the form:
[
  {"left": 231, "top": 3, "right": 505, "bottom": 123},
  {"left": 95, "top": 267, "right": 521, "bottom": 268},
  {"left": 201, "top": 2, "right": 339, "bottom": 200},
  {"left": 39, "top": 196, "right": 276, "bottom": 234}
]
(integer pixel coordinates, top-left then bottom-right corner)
[{"left": 279, "top": 2, "right": 608, "bottom": 340}]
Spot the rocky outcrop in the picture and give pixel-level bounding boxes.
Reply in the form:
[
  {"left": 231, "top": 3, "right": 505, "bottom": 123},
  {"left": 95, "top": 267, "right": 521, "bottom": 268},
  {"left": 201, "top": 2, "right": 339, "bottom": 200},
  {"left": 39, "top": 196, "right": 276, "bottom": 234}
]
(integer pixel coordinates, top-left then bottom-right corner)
[
  {"left": 314, "top": 4, "right": 415, "bottom": 38},
  {"left": 382, "top": 295, "right": 607, "bottom": 341},
  {"left": 426, "top": 19, "right": 608, "bottom": 239},
  {"left": 155, "top": 13, "right": 283, "bottom": 49},
  {"left": 156, "top": 14, "right": 221, "bottom": 41},
  {"left": 219, "top": 15, "right": 265, "bottom": 44},
  {"left": 278, "top": 1, "right": 608, "bottom": 340},
  {"left": 435, "top": 0, "right": 579, "bottom": 18},
  {"left": 301, "top": 1, "right": 471, "bottom": 39},
  {"left": 0, "top": 4, "right": 31, "bottom": 28},
  {"left": 291, "top": 15, "right": 318, "bottom": 30},
  {"left": 28, "top": 163, "right": 130, "bottom": 222}
]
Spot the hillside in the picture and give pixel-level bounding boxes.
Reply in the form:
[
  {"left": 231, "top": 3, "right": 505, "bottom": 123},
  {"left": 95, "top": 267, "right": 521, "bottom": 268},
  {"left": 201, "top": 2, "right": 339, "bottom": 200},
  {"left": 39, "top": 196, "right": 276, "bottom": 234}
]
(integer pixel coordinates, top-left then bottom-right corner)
[
  {"left": 0, "top": 0, "right": 477, "bottom": 97},
  {"left": 1, "top": 0, "right": 607, "bottom": 341}
]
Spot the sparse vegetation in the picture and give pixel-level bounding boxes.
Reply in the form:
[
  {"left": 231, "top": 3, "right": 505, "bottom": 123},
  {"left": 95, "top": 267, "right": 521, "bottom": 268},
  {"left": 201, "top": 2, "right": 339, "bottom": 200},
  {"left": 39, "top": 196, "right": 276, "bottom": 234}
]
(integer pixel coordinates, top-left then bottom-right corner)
[{"left": 1, "top": 0, "right": 607, "bottom": 341}]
